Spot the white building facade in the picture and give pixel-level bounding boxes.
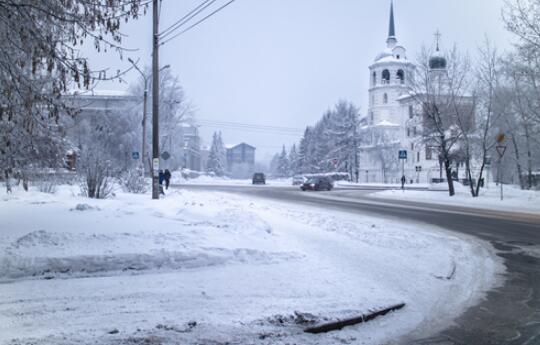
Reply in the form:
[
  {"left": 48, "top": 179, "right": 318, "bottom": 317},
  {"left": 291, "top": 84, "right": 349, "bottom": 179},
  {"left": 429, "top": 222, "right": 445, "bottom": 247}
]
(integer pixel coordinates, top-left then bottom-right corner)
[{"left": 359, "top": 2, "right": 472, "bottom": 184}]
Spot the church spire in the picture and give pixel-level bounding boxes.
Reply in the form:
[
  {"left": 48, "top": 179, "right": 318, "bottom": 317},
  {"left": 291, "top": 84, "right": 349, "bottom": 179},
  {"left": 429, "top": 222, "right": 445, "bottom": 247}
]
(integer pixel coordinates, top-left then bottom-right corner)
[
  {"left": 386, "top": 1, "right": 397, "bottom": 47},
  {"left": 388, "top": 0, "right": 396, "bottom": 39}
]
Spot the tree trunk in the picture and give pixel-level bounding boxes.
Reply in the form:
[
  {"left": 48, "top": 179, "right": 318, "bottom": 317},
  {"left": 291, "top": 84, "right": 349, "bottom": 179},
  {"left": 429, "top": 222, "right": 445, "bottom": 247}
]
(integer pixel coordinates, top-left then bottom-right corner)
[
  {"left": 4, "top": 169, "right": 12, "bottom": 193},
  {"left": 445, "top": 159, "right": 455, "bottom": 196},
  {"left": 510, "top": 134, "right": 525, "bottom": 190},
  {"left": 474, "top": 164, "right": 486, "bottom": 198},
  {"left": 465, "top": 157, "right": 477, "bottom": 197},
  {"left": 525, "top": 126, "right": 533, "bottom": 190}
]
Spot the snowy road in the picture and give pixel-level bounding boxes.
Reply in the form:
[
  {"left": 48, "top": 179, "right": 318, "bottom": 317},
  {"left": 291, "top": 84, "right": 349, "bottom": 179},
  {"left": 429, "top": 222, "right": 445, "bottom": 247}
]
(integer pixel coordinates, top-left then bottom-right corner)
[
  {"left": 180, "top": 184, "right": 540, "bottom": 345},
  {"left": 0, "top": 186, "right": 503, "bottom": 345}
]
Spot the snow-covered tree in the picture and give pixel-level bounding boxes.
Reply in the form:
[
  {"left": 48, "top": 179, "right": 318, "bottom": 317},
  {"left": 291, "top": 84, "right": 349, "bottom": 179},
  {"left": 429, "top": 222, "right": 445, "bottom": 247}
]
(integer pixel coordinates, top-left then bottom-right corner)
[
  {"left": 276, "top": 146, "right": 290, "bottom": 178},
  {"left": 0, "top": 1, "right": 146, "bottom": 191},
  {"left": 129, "top": 67, "right": 194, "bottom": 171},
  {"left": 75, "top": 104, "right": 140, "bottom": 198},
  {"left": 501, "top": 1, "right": 540, "bottom": 189},
  {"left": 288, "top": 100, "right": 360, "bottom": 178},
  {"left": 408, "top": 47, "right": 475, "bottom": 196},
  {"left": 207, "top": 132, "right": 226, "bottom": 176},
  {"left": 288, "top": 144, "right": 300, "bottom": 175}
]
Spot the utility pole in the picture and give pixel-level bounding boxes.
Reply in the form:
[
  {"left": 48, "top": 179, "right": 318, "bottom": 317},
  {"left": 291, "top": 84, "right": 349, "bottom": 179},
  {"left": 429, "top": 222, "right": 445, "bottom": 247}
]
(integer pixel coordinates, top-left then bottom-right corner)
[
  {"left": 142, "top": 82, "right": 148, "bottom": 175},
  {"left": 152, "top": 0, "right": 160, "bottom": 199},
  {"left": 128, "top": 58, "right": 149, "bottom": 177}
]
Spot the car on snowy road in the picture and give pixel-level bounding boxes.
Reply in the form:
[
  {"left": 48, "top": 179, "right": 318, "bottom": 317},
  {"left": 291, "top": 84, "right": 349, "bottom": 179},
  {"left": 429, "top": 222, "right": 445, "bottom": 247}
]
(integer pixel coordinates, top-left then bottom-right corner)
[
  {"left": 252, "top": 173, "right": 266, "bottom": 185},
  {"left": 300, "top": 177, "right": 333, "bottom": 191}
]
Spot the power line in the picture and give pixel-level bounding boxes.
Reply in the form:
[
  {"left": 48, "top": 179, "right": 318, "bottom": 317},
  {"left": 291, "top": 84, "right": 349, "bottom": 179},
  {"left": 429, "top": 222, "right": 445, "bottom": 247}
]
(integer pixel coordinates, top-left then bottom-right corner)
[
  {"left": 197, "top": 123, "right": 303, "bottom": 135},
  {"left": 159, "top": 0, "right": 218, "bottom": 38},
  {"left": 160, "top": 0, "right": 237, "bottom": 46},
  {"left": 197, "top": 122, "right": 302, "bottom": 136},
  {"left": 197, "top": 118, "right": 303, "bottom": 132}
]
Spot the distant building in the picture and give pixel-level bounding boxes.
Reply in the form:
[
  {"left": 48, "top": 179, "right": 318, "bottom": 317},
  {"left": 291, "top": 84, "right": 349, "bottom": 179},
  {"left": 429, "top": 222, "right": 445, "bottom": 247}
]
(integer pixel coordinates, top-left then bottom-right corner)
[
  {"left": 61, "top": 90, "right": 140, "bottom": 169},
  {"left": 226, "top": 143, "right": 256, "bottom": 178},
  {"left": 200, "top": 145, "right": 210, "bottom": 172},
  {"left": 62, "top": 90, "right": 203, "bottom": 172},
  {"left": 178, "top": 124, "right": 202, "bottom": 171}
]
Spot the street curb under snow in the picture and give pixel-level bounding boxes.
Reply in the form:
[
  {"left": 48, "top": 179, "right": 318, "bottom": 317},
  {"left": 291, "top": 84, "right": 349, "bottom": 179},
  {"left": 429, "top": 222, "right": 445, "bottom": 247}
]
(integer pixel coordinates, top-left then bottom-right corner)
[{"left": 304, "top": 303, "right": 406, "bottom": 334}]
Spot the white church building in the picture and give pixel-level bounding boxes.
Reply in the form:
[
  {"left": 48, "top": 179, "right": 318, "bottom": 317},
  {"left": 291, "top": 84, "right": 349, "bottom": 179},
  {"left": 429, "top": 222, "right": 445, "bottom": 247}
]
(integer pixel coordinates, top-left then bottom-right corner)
[{"left": 358, "top": 1, "right": 473, "bottom": 184}]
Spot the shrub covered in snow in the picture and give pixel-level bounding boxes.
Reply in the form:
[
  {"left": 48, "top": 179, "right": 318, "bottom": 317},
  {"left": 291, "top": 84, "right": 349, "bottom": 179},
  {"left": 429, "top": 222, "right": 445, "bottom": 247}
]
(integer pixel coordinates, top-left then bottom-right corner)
[{"left": 122, "top": 167, "right": 148, "bottom": 194}]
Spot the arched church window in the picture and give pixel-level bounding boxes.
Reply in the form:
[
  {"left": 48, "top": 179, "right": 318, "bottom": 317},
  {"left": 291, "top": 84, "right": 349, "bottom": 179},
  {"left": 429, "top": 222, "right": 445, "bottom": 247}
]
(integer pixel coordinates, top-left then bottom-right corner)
[
  {"left": 397, "top": 70, "right": 405, "bottom": 84},
  {"left": 382, "top": 69, "right": 390, "bottom": 84},
  {"left": 409, "top": 105, "right": 414, "bottom": 119},
  {"left": 372, "top": 71, "right": 377, "bottom": 86},
  {"left": 383, "top": 93, "right": 388, "bottom": 104}
]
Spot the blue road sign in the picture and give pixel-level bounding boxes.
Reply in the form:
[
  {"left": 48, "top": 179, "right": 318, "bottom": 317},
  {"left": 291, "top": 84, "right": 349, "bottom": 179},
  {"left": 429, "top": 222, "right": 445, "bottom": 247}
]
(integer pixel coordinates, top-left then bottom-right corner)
[
  {"left": 132, "top": 151, "right": 140, "bottom": 160},
  {"left": 399, "top": 150, "right": 407, "bottom": 160}
]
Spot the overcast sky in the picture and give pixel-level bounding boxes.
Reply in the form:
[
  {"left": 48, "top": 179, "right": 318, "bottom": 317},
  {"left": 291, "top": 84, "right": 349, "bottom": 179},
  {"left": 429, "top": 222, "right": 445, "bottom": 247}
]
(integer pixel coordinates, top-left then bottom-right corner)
[{"left": 86, "top": 0, "right": 514, "bottom": 162}]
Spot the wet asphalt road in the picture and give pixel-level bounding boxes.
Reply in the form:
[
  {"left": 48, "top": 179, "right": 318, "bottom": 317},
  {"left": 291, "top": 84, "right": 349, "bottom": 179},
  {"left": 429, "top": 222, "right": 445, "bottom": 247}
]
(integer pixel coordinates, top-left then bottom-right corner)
[{"left": 177, "top": 184, "right": 540, "bottom": 345}]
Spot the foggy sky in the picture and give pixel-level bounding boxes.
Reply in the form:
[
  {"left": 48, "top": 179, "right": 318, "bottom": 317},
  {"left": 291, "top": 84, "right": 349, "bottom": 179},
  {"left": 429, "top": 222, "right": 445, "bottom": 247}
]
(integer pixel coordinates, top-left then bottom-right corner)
[{"left": 85, "top": 0, "right": 514, "bottom": 162}]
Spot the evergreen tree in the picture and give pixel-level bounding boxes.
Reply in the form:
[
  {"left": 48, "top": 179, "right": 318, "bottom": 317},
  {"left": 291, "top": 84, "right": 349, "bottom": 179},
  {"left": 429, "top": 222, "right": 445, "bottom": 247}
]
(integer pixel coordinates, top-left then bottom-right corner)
[
  {"left": 289, "top": 144, "right": 299, "bottom": 175},
  {"left": 289, "top": 100, "right": 360, "bottom": 178},
  {"left": 277, "top": 145, "right": 290, "bottom": 177},
  {"left": 207, "top": 132, "right": 226, "bottom": 176}
]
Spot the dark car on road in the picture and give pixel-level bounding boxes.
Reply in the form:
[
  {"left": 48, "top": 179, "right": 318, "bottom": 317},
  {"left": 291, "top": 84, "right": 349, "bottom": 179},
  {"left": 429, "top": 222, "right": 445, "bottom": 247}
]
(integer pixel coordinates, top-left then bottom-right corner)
[
  {"left": 252, "top": 173, "right": 266, "bottom": 185},
  {"left": 300, "top": 177, "right": 333, "bottom": 191}
]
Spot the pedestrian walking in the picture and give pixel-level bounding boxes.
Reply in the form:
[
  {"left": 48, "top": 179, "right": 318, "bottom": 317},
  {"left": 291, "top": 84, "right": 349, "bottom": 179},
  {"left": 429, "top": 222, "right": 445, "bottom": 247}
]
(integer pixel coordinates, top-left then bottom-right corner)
[
  {"left": 158, "top": 170, "right": 165, "bottom": 195},
  {"left": 401, "top": 175, "right": 406, "bottom": 190},
  {"left": 164, "top": 169, "right": 171, "bottom": 190}
]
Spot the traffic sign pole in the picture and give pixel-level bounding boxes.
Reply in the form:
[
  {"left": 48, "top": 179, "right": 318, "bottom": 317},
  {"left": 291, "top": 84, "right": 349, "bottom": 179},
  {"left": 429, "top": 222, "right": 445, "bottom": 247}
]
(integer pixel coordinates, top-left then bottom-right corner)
[{"left": 399, "top": 150, "right": 407, "bottom": 191}]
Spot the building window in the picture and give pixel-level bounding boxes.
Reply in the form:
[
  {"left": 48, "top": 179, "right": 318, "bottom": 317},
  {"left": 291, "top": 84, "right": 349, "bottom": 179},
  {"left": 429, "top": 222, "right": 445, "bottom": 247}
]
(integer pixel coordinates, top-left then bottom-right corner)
[
  {"left": 407, "top": 127, "right": 410, "bottom": 137},
  {"left": 397, "top": 69, "right": 405, "bottom": 84},
  {"left": 426, "top": 147, "right": 433, "bottom": 160},
  {"left": 417, "top": 151, "right": 420, "bottom": 162},
  {"left": 413, "top": 126, "right": 417, "bottom": 136},
  {"left": 382, "top": 69, "right": 390, "bottom": 84},
  {"left": 409, "top": 105, "right": 414, "bottom": 119},
  {"left": 411, "top": 142, "right": 414, "bottom": 151},
  {"left": 370, "top": 112, "right": 374, "bottom": 123},
  {"left": 383, "top": 93, "right": 388, "bottom": 104},
  {"left": 372, "top": 71, "right": 377, "bottom": 86}
]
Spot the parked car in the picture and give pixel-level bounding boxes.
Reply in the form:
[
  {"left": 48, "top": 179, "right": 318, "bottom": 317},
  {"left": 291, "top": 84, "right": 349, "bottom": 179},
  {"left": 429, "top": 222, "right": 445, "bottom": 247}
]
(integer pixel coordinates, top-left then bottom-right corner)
[
  {"left": 252, "top": 172, "right": 266, "bottom": 185},
  {"left": 292, "top": 175, "right": 305, "bottom": 185},
  {"left": 300, "top": 177, "right": 333, "bottom": 191}
]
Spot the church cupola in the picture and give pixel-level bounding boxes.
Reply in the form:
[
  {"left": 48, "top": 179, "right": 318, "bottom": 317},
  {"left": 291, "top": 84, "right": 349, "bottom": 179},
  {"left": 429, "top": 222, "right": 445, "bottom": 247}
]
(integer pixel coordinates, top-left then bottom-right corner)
[{"left": 429, "top": 30, "right": 447, "bottom": 70}]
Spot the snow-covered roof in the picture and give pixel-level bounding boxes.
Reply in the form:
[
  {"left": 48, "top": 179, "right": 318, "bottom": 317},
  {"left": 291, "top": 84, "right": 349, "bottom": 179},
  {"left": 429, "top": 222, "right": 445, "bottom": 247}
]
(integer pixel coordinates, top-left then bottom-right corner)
[
  {"left": 375, "top": 120, "right": 400, "bottom": 127},
  {"left": 65, "top": 89, "right": 131, "bottom": 97},
  {"left": 226, "top": 142, "right": 256, "bottom": 150},
  {"left": 396, "top": 92, "right": 416, "bottom": 102}
]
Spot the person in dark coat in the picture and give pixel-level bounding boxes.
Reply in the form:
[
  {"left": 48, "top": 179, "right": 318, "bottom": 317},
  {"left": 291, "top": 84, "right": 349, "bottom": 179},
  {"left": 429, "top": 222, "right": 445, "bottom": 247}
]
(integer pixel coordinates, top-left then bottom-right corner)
[
  {"left": 164, "top": 169, "right": 171, "bottom": 190},
  {"left": 158, "top": 170, "right": 165, "bottom": 195},
  {"left": 401, "top": 175, "right": 406, "bottom": 190}
]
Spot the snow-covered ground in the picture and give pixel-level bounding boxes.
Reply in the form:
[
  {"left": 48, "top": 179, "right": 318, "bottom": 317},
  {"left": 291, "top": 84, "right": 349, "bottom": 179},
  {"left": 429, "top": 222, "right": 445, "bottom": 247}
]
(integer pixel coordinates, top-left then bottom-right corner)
[
  {"left": 0, "top": 185, "right": 504, "bottom": 345},
  {"left": 373, "top": 183, "right": 540, "bottom": 214}
]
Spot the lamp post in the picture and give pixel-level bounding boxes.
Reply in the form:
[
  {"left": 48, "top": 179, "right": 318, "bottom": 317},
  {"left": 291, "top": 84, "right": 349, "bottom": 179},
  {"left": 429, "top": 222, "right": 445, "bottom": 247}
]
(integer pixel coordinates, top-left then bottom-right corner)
[{"left": 128, "top": 58, "right": 170, "bottom": 178}]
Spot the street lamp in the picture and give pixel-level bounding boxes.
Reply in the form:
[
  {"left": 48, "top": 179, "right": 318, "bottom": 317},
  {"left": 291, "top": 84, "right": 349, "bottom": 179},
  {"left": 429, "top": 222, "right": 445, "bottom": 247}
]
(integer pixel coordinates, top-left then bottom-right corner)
[{"left": 128, "top": 58, "right": 170, "bottom": 177}]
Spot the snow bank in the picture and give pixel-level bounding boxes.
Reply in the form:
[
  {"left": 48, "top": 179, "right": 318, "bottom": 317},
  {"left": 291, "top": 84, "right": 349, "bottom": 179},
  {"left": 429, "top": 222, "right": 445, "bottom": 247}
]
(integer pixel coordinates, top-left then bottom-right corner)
[
  {"left": 373, "top": 183, "right": 540, "bottom": 213},
  {"left": 0, "top": 185, "right": 504, "bottom": 344}
]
